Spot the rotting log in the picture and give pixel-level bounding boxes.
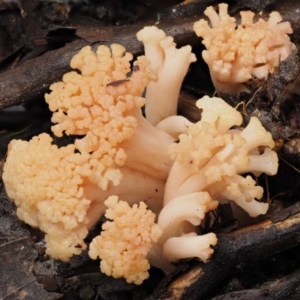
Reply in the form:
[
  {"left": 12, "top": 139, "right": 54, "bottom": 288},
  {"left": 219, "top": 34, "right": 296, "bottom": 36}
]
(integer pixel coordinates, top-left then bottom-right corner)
[
  {"left": 0, "top": 16, "right": 199, "bottom": 109},
  {"left": 1, "top": 0, "right": 300, "bottom": 109},
  {"left": 147, "top": 202, "right": 300, "bottom": 300},
  {"left": 212, "top": 267, "right": 300, "bottom": 300}
]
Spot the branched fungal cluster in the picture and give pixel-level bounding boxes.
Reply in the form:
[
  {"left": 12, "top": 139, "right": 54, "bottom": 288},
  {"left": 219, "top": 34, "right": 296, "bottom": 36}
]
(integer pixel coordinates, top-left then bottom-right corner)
[{"left": 4, "top": 3, "right": 292, "bottom": 285}]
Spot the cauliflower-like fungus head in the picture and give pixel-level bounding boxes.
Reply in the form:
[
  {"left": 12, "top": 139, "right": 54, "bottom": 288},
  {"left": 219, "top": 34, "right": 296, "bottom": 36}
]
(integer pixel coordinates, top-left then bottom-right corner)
[
  {"left": 193, "top": 3, "right": 296, "bottom": 95},
  {"left": 45, "top": 44, "right": 157, "bottom": 188},
  {"left": 3, "top": 133, "right": 91, "bottom": 261},
  {"left": 2, "top": 44, "right": 159, "bottom": 261},
  {"left": 166, "top": 96, "right": 278, "bottom": 217},
  {"left": 89, "top": 196, "right": 162, "bottom": 285}
]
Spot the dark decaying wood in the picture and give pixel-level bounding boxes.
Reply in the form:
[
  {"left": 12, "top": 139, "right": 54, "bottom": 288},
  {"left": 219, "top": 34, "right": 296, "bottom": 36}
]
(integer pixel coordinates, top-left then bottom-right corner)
[
  {"left": 0, "top": 15, "right": 199, "bottom": 109},
  {"left": 0, "top": 186, "right": 61, "bottom": 300},
  {"left": 1, "top": 0, "right": 300, "bottom": 110},
  {"left": 147, "top": 203, "right": 300, "bottom": 299},
  {"left": 211, "top": 266, "right": 300, "bottom": 300}
]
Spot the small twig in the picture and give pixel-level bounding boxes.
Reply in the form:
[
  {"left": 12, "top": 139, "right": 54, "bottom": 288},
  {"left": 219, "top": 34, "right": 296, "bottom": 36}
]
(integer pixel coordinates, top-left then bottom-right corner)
[
  {"left": 279, "top": 156, "right": 300, "bottom": 174},
  {"left": 245, "top": 86, "right": 263, "bottom": 108},
  {"left": 264, "top": 174, "right": 271, "bottom": 204}
]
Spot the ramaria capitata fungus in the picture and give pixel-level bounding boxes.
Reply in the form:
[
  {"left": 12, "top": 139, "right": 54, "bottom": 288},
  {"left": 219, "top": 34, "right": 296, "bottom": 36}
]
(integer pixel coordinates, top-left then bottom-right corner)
[
  {"left": 193, "top": 3, "right": 296, "bottom": 95},
  {"left": 2, "top": 23, "right": 280, "bottom": 284}
]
